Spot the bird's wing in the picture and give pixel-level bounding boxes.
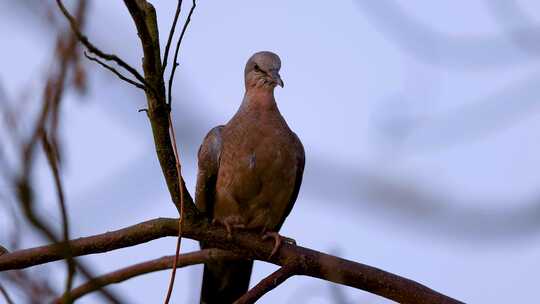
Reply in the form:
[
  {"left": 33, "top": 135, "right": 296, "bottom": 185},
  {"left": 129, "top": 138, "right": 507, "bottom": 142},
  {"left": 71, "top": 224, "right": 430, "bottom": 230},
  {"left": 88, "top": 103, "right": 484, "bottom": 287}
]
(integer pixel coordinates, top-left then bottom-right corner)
[
  {"left": 276, "top": 133, "right": 305, "bottom": 230},
  {"left": 195, "top": 125, "right": 224, "bottom": 219},
  {"left": 197, "top": 126, "right": 254, "bottom": 304}
]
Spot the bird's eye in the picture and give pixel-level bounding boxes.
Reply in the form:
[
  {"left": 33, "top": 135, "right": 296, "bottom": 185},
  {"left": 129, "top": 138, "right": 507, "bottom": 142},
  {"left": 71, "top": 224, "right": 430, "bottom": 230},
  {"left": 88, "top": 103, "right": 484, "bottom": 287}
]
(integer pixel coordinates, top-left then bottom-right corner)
[{"left": 254, "top": 64, "right": 261, "bottom": 72}]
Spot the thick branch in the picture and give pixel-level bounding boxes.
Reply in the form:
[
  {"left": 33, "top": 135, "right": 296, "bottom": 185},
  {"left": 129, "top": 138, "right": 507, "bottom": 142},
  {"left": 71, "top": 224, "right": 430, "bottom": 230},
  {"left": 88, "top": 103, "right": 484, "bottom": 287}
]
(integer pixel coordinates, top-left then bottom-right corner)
[
  {"left": 0, "top": 217, "right": 463, "bottom": 304},
  {"left": 122, "top": 0, "right": 197, "bottom": 216},
  {"left": 55, "top": 249, "right": 239, "bottom": 303},
  {"left": 0, "top": 218, "right": 176, "bottom": 271}
]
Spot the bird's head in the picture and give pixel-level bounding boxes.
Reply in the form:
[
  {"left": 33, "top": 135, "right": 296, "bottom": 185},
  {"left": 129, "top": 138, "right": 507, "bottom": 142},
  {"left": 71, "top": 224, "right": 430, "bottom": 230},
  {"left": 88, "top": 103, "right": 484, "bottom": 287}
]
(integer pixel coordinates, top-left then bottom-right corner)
[{"left": 244, "top": 51, "right": 283, "bottom": 91}]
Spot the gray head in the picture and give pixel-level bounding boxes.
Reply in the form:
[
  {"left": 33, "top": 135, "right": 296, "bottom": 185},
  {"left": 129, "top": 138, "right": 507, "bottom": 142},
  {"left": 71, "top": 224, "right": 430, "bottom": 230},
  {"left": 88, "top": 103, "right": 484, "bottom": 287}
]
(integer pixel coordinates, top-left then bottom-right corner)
[{"left": 244, "top": 51, "right": 284, "bottom": 90}]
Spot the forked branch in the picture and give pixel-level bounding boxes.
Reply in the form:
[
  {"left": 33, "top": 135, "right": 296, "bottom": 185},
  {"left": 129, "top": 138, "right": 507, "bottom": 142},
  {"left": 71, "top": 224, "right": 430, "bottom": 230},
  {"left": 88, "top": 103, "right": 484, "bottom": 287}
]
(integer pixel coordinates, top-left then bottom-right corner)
[
  {"left": 55, "top": 0, "right": 150, "bottom": 91},
  {"left": 234, "top": 262, "right": 299, "bottom": 304}
]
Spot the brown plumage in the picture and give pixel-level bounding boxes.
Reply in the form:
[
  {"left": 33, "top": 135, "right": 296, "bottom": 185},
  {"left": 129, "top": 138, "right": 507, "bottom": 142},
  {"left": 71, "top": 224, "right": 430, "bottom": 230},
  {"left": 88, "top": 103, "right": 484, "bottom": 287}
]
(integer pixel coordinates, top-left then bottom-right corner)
[{"left": 196, "top": 51, "right": 305, "bottom": 304}]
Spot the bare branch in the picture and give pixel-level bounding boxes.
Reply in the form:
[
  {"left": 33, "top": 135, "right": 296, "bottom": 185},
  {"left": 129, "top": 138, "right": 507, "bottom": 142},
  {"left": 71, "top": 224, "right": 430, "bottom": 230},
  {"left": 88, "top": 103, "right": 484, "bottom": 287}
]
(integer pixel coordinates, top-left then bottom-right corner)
[
  {"left": 122, "top": 0, "right": 198, "bottom": 216},
  {"left": 0, "top": 217, "right": 463, "bottom": 304},
  {"left": 55, "top": 249, "right": 240, "bottom": 303},
  {"left": 161, "top": 0, "right": 183, "bottom": 76},
  {"left": 43, "top": 2, "right": 465, "bottom": 304},
  {"left": 0, "top": 218, "right": 175, "bottom": 271},
  {"left": 84, "top": 52, "right": 146, "bottom": 91},
  {"left": 55, "top": 0, "right": 149, "bottom": 89},
  {"left": 234, "top": 263, "right": 299, "bottom": 304},
  {"left": 167, "top": 0, "right": 196, "bottom": 106}
]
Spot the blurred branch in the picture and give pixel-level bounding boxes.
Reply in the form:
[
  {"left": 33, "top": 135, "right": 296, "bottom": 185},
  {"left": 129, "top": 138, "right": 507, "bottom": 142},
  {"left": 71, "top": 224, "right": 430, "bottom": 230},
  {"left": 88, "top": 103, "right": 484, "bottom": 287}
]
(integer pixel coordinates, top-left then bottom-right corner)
[
  {"left": 486, "top": 1, "right": 540, "bottom": 55},
  {"left": 0, "top": 284, "right": 14, "bottom": 304},
  {"left": 42, "top": 132, "right": 75, "bottom": 296},
  {"left": 1, "top": 211, "right": 57, "bottom": 304},
  {"left": 7, "top": 1, "right": 123, "bottom": 303},
  {"left": 355, "top": 0, "right": 540, "bottom": 67},
  {"left": 0, "top": 217, "right": 463, "bottom": 304},
  {"left": 2, "top": 269, "right": 57, "bottom": 304},
  {"left": 55, "top": 249, "right": 240, "bottom": 303},
  {"left": 18, "top": 1, "right": 84, "bottom": 301}
]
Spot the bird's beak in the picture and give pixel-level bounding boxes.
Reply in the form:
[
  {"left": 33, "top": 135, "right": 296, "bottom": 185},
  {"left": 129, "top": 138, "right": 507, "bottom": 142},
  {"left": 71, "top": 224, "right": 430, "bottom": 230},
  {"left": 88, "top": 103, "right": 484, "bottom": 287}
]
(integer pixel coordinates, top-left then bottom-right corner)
[{"left": 271, "top": 71, "right": 284, "bottom": 88}]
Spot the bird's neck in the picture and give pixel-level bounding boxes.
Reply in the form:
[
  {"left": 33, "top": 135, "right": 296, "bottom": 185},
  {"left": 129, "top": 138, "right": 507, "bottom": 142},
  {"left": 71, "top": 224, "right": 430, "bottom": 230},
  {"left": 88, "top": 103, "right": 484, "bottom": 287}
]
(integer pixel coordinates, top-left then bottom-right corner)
[{"left": 241, "top": 88, "right": 277, "bottom": 112}]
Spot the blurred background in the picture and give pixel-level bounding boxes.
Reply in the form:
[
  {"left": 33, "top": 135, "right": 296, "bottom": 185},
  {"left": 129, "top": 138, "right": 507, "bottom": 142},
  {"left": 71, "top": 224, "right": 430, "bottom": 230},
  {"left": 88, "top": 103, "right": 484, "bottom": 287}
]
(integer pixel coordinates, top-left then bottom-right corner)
[{"left": 2, "top": 0, "right": 540, "bottom": 303}]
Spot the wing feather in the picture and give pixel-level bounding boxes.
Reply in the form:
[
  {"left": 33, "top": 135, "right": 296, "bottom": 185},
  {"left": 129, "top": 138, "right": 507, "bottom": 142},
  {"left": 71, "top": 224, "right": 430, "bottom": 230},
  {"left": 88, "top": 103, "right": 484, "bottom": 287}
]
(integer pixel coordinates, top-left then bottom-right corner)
[
  {"left": 276, "top": 133, "right": 305, "bottom": 230},
  {"left": 195, "top": 125, "right": 224, "bottom": 219}
]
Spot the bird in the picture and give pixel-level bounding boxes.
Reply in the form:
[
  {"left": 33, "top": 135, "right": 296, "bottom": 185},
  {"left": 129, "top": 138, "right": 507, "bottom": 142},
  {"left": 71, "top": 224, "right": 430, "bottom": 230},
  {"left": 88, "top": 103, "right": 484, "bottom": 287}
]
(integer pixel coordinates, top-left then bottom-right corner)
[{"left": 195, "top": 51, "right": 305, "bottom": 304}]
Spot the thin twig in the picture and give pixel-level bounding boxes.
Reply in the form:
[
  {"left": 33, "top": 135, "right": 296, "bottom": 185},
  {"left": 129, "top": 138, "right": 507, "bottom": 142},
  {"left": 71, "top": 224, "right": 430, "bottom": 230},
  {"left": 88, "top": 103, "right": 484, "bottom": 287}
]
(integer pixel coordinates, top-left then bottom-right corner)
[
  {"left": 161, "top": 0, "right": 183, "bottom": 77},
  {"left": 55, "top": 0, "right": 149, "bottom": 88},
  {"left": 163, "top": 114, "right": 186, "bottom": 303},
  {"left": 167, "top": 0, "right": 196, "bottom": 105},
  {"left": 234, "top": 263, "right": 299, "bottom": 304},
  {"left": 55, "top": 249, "right": 240, "bottom": 303},
  {"left": 84, "top": 52, "right": 146, "bottom": 91}
]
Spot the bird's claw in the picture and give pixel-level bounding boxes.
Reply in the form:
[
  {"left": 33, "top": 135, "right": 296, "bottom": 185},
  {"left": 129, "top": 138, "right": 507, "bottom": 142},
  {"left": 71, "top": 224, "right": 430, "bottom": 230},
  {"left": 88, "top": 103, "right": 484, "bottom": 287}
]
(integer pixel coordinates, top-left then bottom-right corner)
[
  {"left": 262, "top": 232, "right": 296, "bottom": 259},
  {"left": 212, "top": 217, "right": 245, "bottom": 240}
]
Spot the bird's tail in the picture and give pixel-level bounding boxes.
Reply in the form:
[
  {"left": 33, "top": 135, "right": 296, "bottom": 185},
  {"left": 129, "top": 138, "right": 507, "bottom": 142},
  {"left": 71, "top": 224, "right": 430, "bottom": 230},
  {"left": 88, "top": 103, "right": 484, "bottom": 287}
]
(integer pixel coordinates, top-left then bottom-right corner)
[{"left": 200, "top": 258, "right": 253, "bottom": 304}]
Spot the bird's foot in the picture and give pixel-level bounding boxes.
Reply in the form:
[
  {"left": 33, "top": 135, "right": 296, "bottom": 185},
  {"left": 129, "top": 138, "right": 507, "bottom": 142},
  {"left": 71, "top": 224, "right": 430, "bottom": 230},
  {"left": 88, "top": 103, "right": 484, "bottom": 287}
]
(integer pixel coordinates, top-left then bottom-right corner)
[
  {"left": 262, "top": 231, "right": 296, "bottom": 259},
  {"left": 212, "top": 216, "right": 246, "bottom": 240}
]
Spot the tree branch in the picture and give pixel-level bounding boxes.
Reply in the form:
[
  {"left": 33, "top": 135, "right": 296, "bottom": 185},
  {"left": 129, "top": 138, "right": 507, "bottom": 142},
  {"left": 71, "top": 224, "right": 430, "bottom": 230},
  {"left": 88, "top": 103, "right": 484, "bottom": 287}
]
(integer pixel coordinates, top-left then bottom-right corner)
[
  {"left": 234, "top": 262, "right": 299, "bottom": 304},
  {"left": 122, "top": 0, "right": 198, "bottom": 216},
  {"left": 41, "top": 132, "right": 76, "bottom": 299},
  {"left": 84, "top": 52, "right": 146, "bottom": 91},
  {"left": 49, "top": 2, "right": 464, "bottom": 304},
  {"left": 0, "top": 217, "right": 463, "bottom": 304},
  {"left": 55, "top": 249, "right": 240, "bottom": 303},
  {"left": 167, "top": 0, "right": 196, "bottom": 106},
  {"left": 55, "top": 0, "right": 149, "bottom": 88},
  {"left": 161, "top": 0, "right": 183, "bottom": 77},
  {"left": 0, "top": 218, "right": 176, "bottom": 271}
]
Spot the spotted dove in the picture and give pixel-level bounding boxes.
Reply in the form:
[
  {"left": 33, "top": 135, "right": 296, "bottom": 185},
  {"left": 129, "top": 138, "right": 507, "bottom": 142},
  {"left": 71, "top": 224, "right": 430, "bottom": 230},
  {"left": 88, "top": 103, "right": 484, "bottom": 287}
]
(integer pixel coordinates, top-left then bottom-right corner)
[{"left": 195, "top": 51, "right": 305, "bottom": 303}]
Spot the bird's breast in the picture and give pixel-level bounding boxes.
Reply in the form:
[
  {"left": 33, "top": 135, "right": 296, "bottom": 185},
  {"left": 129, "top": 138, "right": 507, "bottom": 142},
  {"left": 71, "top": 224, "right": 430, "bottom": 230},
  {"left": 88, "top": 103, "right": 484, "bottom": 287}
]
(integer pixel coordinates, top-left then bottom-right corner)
[{"left": 214, "top": 113, "right": 298, "bottom": 229}]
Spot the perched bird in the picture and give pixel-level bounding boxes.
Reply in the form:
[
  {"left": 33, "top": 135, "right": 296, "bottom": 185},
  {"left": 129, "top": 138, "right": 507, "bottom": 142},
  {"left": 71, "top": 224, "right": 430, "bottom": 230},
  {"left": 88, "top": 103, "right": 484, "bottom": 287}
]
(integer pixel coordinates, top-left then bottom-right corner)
[{"left": 195, "top": 51, "right": 305, "bottom": 303}]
